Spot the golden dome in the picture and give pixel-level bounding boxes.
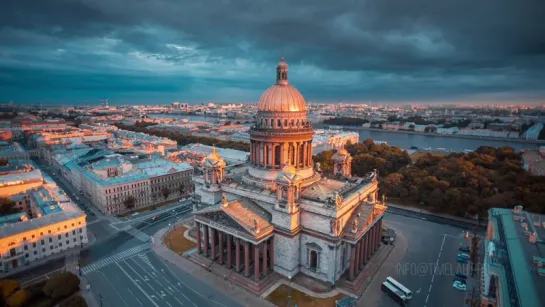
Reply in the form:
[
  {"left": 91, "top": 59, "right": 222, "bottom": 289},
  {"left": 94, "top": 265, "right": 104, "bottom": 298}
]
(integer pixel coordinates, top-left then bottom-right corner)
[
  {"left": 202, "top": 145, "right": 226, "bottom": 167},
  {"left": 257, "top": 56, "right": 306, "bottom": 112},
  {"left": 257, "top": 84, "right": 306, "bottom": 112}
]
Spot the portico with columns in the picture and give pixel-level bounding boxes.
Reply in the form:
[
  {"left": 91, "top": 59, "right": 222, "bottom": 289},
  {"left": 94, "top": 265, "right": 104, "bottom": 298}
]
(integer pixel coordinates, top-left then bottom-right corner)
[{"left": 194, "top": 197, "right": 275, "bottom": 281}]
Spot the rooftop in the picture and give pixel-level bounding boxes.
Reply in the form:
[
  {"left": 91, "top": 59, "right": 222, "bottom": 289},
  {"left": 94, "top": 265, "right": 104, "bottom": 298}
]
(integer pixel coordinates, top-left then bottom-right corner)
[{"left": 489, "top": 208, "right": 545, "bottom": 307}]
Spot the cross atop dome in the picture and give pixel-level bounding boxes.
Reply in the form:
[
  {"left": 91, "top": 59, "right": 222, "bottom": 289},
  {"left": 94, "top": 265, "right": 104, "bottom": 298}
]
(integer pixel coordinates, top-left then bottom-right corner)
[{"left": 276, "top": 56, "right": 289, "bottom": 85}]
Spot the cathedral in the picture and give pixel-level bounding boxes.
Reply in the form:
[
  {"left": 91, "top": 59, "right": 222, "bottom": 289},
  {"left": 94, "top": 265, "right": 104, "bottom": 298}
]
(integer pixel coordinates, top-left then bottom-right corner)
[{"left": 192, "top": 57, "right": 386, "bottom": 286}]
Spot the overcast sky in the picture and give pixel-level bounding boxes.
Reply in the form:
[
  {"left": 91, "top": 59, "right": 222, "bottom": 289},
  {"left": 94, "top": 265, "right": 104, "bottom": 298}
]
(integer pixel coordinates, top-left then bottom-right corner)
[{"left": 1, "top": 0, "right": 544, "bottom": 105}]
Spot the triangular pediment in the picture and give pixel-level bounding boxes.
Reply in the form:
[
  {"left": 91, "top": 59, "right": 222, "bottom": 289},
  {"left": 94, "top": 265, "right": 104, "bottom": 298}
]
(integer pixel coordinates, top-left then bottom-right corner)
[{"left": 196, "top": 209, "right": 252, "bottom": 236}]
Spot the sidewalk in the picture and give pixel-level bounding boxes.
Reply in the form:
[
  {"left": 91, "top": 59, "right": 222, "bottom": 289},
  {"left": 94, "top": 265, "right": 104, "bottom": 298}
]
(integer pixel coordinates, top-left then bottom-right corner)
[
  {"left": 151, "top": 226, "right": 277, "bottom": 307},
  {"left": 356, "top": 223, "right": 409, "bottom": 306},
  {"left": 64, "top": 255, "right": 99, "bottom": 307}
]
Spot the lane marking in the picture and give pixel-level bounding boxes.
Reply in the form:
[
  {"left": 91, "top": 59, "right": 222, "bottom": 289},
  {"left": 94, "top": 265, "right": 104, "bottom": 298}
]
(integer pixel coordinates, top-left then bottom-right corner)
[
  {"left": 127, "top": 287, "right": 144, "bottom": 306},
  {"left": 116, "top": 263, "right": 160, "bottom": 307},
  {"left": 91, "top": 270, "right": 130, "bottom": 307}
]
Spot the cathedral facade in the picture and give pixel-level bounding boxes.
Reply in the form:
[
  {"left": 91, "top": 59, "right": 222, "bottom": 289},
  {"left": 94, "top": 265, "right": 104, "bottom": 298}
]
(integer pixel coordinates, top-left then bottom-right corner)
[{"left": 192, "top": 57, "right": 386, "bottom": 285}]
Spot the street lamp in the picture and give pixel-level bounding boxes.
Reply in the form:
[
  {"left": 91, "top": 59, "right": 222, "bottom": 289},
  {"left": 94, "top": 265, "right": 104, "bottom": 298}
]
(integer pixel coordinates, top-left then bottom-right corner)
[
  {"left": 287, "top": 275, "right": 292, "bottom": 307},
  {"left": 99, "top": 294, "right": 103, "bottom": 307}
]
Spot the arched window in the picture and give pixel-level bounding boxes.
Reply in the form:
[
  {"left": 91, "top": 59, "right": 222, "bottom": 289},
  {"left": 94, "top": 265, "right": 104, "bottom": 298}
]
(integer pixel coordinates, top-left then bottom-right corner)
[
  {"left": 309, "top": 250, "right": 318, "bottom": 270},
  {"left": 275, "top": 145, "right": 281, "bottom": 166},
  {"left": 296, "top": 119, "right": 300, "bottom": 126},
  {"left": 284, "top": 119, "right": 288, "bottom": 127},
  {"left": 270, "top": 119, "right": 274, "bottom": 127},
  {"left": 291, "top": 119, "right": 294, "bottom": 126},
  {"left": 289, "top": 144, "right": 295, "bottom": 165},
  {"left": 299, "top": 143, "right": 305, "bottom": 166},
  {"left": 278, "top": 119, "right": 281, "bottom": 127}
]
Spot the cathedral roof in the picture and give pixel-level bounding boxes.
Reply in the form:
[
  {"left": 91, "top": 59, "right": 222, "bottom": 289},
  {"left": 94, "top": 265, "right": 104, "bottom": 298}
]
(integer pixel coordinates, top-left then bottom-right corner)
[
  {"left": 257, "top": 57, "right": 307, "bottom": 113},
  {"left": 342, "top": 203, "right": 387, "bottom": 242},
  {"left": 194, "top": 198, "right": 273, "bottom": 240}
]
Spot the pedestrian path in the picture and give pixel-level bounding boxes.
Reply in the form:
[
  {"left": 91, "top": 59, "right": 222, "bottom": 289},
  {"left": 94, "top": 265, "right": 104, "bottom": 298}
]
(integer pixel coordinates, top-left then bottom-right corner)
[
  {"left": 121, "top": 225, "right": 151, "bottom": 242},
  {"left": 81, "top": 243, "right": 150, "bottom": 275}
]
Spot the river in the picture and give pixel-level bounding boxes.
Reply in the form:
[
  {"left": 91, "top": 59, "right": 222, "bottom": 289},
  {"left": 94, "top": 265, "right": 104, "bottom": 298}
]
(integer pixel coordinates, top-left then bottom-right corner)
[{"left": 148, "top": 114, "right": 539, "bottom": 152}]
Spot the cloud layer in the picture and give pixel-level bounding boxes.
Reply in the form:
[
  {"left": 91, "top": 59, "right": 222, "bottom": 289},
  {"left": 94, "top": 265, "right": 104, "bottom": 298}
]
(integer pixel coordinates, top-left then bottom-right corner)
[{"left": 1, "top": 0, "right": 544, "bottom": 104}]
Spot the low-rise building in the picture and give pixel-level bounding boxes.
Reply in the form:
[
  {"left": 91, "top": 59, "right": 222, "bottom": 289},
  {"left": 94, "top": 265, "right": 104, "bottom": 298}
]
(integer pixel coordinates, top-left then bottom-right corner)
[{"left": 523, "top": 123, "right": 543, "bottom": 140}]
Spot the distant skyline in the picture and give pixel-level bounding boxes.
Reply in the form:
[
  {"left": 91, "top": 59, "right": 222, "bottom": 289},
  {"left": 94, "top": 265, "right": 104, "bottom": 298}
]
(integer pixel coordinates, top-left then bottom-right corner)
[{"left": 1, "top": 0, "right": 545, "bottom": 105}]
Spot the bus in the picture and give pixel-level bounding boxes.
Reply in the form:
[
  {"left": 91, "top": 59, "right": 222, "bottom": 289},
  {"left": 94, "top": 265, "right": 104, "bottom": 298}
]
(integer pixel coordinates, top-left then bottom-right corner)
[
  {"left": 381, "top": 281, "right": 408, "bottom": 306},
  {"left": 386, "top": 277, "right": 413, "bottom": 299}
]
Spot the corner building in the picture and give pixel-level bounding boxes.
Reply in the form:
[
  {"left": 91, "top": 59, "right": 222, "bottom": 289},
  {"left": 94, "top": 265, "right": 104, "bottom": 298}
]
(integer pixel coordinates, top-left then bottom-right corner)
[{"left": 193, "top": 57, "right": 386, "bottom": 285}]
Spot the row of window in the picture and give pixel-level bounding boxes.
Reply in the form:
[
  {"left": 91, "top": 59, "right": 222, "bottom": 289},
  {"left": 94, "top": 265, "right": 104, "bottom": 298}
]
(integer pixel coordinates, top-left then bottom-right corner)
[{"left": 259, "top": 118, "right": 308, "bottom": 129}]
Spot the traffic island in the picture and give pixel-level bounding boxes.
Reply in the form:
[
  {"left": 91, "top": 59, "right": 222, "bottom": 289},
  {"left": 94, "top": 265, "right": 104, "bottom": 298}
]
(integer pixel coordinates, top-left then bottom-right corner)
[
  {"left": 163, "top": 225, "right": 197, "bottom": 254},
  {"left": 265, "top": 284, "right": 345, "bottom": 307}
]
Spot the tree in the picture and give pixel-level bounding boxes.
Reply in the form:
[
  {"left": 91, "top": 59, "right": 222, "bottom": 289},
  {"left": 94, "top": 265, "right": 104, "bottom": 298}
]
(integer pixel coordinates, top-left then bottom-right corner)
[
  {"left": 6, "top": 289, "right": 31, "bottom": 307},
  {"left": 162, "top": 187, "right": 170, "bottom": 200},
  {"left": 123, "top": 196, "right": 136, "bottom": 209},
  {"left": 43, "top": 272, "right": 80, "bottom": 301},
  {"left": 0, "top": 280, "right": 20, "bottom": 300},
  {"left": 179, "top": 184, "right": 186, "bottom": 195},
  {"left": 0, "top": 159, "right": 8, "bottom": 166},
  {"left": 59, "top": 295, "right": 87, "bottom": 307}
]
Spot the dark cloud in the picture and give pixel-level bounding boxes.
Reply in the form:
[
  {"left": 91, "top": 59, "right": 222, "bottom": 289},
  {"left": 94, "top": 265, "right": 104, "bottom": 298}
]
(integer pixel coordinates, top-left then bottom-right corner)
[{"left": 1, "top": 0, "right": 544, "bottom": 104}]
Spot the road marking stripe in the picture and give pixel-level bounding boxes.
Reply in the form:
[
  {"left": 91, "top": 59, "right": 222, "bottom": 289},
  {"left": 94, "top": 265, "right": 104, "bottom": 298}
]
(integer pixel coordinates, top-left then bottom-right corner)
[{"left": 116, "top": 263, "right": 160, "bottom": 307}]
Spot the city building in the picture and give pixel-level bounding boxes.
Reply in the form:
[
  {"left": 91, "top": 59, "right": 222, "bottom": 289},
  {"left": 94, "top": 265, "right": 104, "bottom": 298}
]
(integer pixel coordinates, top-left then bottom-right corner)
[
  {"left": 0, "top": 142, "right": 29, "bottom": 161},
  {"left": 481, "top": 206, "right": 544, "bottom": 307},
  {"left": 179, "top": 144, "right": 250, "bottom": 167},
  {"left": 523, "top": 123, "right": 543, "bottom": 140},
  {"left": 0, "top": 163, "right": 88, "bottom": 272},
  {"left": 192, "top": 58, "right": 386, "bottom": 288},
  {"left": 70, "top": 154, "right": 193, "bottom": 215}
]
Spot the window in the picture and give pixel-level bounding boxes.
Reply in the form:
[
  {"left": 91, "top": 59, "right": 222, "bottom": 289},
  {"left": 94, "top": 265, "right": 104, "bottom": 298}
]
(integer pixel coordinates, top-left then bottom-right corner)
[
  {"left": 64, "top": 225, "right": 67, "bottom": 229},
  {"left": 34, "top": 251, "right": 37, "bottom": 255},
  {"left": 32, "top": 243, "right": 36, "bottom": 248},
  {"left": 25, "top": 253, "right": 29, "bottom": 258},
  {"left": 48, "top": 230, "right": 51, "bottom": 234},
  {"left": 49, "top": 238, "right": 52, "bottom": 243},
  {"left": 41, "top": 240, "right": 44, "bottom": 245},
  {"left": 73, "top": 238, "right": 77, "bottom": 242},
  {"left": 72, "top": 230, "right": 76, "bottom": 235},
  {"left": 50, "top": 246, "right": 53, "bottom": 250},
  {"left": 59, "top": 243, "right": 62, "bottom": 247},
  {"left": 24, "top": 245, "right": 28, "bottom": 251},
  {"left": 42, "top": 248, "right": 45, "bottom": 252},
  {"left": 32, "top": 234, "right": 35, "bottom": 239},
  {"left": 58, "top": 235, "right": 61, "bottom": 240},
  {"left": 23, "top": 237, "right": 27, "bottom": 241},
  {"left": 66, "top": 240, "right": 69, "bottom": 245}
]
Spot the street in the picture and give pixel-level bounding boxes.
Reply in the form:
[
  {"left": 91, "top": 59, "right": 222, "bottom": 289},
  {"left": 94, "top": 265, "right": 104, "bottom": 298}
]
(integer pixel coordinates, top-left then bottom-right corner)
[{"left": 372, "top": 212, "right": 484, "bottom": 307}]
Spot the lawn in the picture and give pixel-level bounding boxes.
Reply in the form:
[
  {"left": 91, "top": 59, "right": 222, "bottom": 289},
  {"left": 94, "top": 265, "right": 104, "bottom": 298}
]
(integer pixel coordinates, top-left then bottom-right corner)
[
  {"left": 409, "top": 151, "right": 447, "bottom": 162},
  {"left": 163, "top": 225, "right": 197, "bottom": 254},
  {"left": 118, "top": 199, "right": 178, "bottom": 217},
  {"left": 266, "top": 284, "right": 346, "bottom": 307}
]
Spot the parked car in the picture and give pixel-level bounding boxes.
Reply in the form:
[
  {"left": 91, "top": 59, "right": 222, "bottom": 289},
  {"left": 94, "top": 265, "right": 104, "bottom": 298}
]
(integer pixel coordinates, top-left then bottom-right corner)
[
  {"left": 459, "top": 246, "right": 470, "bottom": 253},
  {"left": 152, "top": 216, "right": 159, "bottom": 221},
  {"left": 456, "top": 257, "right": 468, "bottom": 264},
  {"left": 455, "top": 272, "right": 468, "bottom": 279},
  {"left": 453, "top": 281, "right": 467, "bottom": 291},
  {"left": 458, "top": 253, "right": 470, "bottom": 259},
  {"left": 454, "top": 278, "right": 466, "bottom": 285}
]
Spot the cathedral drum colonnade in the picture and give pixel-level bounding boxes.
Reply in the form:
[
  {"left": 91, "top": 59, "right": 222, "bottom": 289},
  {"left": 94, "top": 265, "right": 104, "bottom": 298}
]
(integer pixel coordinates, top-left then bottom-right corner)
[{"left": 193, "top": 56, "right": 386, "bottom": 285}]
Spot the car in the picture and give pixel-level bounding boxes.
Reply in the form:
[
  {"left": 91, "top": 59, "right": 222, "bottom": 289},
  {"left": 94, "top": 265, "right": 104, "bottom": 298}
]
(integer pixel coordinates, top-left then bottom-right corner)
[
  {"left": 459, "top": 246, "right": 470, "bottom": 252},
  {"left": 152, "top": 216, "right": 159, "bottom": 221},
  {"left": 453, "top": 281, "right": 467, "bottom": 291},
  {"left": 458, "top": 253, "right": 470, "bottom": 259},
  {"left": 454, "top": 278, "right": 466, "bottom": 285},
  {"left": 132, "top": 212, "right": 140, "bottom": 216},
  {"left": 457, "top": 257, "right": 468, "bottom": 264},
  {"left": 455, "top": 272, "right": 468, "bottom": 279}
]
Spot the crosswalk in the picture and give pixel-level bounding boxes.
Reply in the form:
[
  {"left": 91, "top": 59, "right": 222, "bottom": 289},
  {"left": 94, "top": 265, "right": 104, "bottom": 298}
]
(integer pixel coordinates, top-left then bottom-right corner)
[
  {"left": 122, "top": 225, "right": 151, "bottom": 242},
  {"left": 81, "top": 243, "right": 150, "bottom": 275}
]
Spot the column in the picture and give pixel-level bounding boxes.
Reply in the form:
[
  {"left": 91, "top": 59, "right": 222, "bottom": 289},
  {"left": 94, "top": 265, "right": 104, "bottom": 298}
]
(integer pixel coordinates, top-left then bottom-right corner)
[
  {"left": 211, "top": 228, "right": 216, "bottom": 260},
  {"left": 260, "top": 143, "right": 264, "bottom": 166},
  {"left": 302, "top": 141, "right": 307, "bottom": 167},
  {"left": 376, "top": 222, "right": 381, "bottom": 251},
  {"left": 244, "top": 242, "right": 250, "bottom": 277},
  {"left": 227, "top": 235, "right": 232, "bottom": 268},
  {"left": 308, "top": 142, "right": 313, "bottom": 167},
  {"left": 354, "top": 241, "right": 361, "bottom": 273},
  {"left": 218, "top": 231, "right": 224, "bottom": 264},
  {"left": 294, "top": 142, "right": 299, "bottom": 167},
  {"left": 263, "top": 241, "right": 268, "bottom": 275},
  {"left": 196, "top": 222, "right": 202, "bottom": 254},
  {"left": 254, "top": 244, "right": 260, "bottom": 281},
  {"left": 235, "top": 239, "right": 241, "bottom": 272},
  {"left": 203, "top": 225, "right": 209, "bottom": 257},
  {"left": 372, "top": 225, "right": 378, "bottom": 254},
  {"left": 367, "top": 228, "right": 373, "bottom": 259},
  {"left": 359, "top": 235, "right": 365, "bottom": 270},
  {"left": 363, "top": 233, "right": 369, "bottom": 263},
  {"left": 349, "top": 244, "right": 356, "bottom": 280},
  {"left": 269, "top": 237, "right": 275, "bottom": 270},
  {"left": 267, "top": 145, "right": 273, "bottom": 168}
]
